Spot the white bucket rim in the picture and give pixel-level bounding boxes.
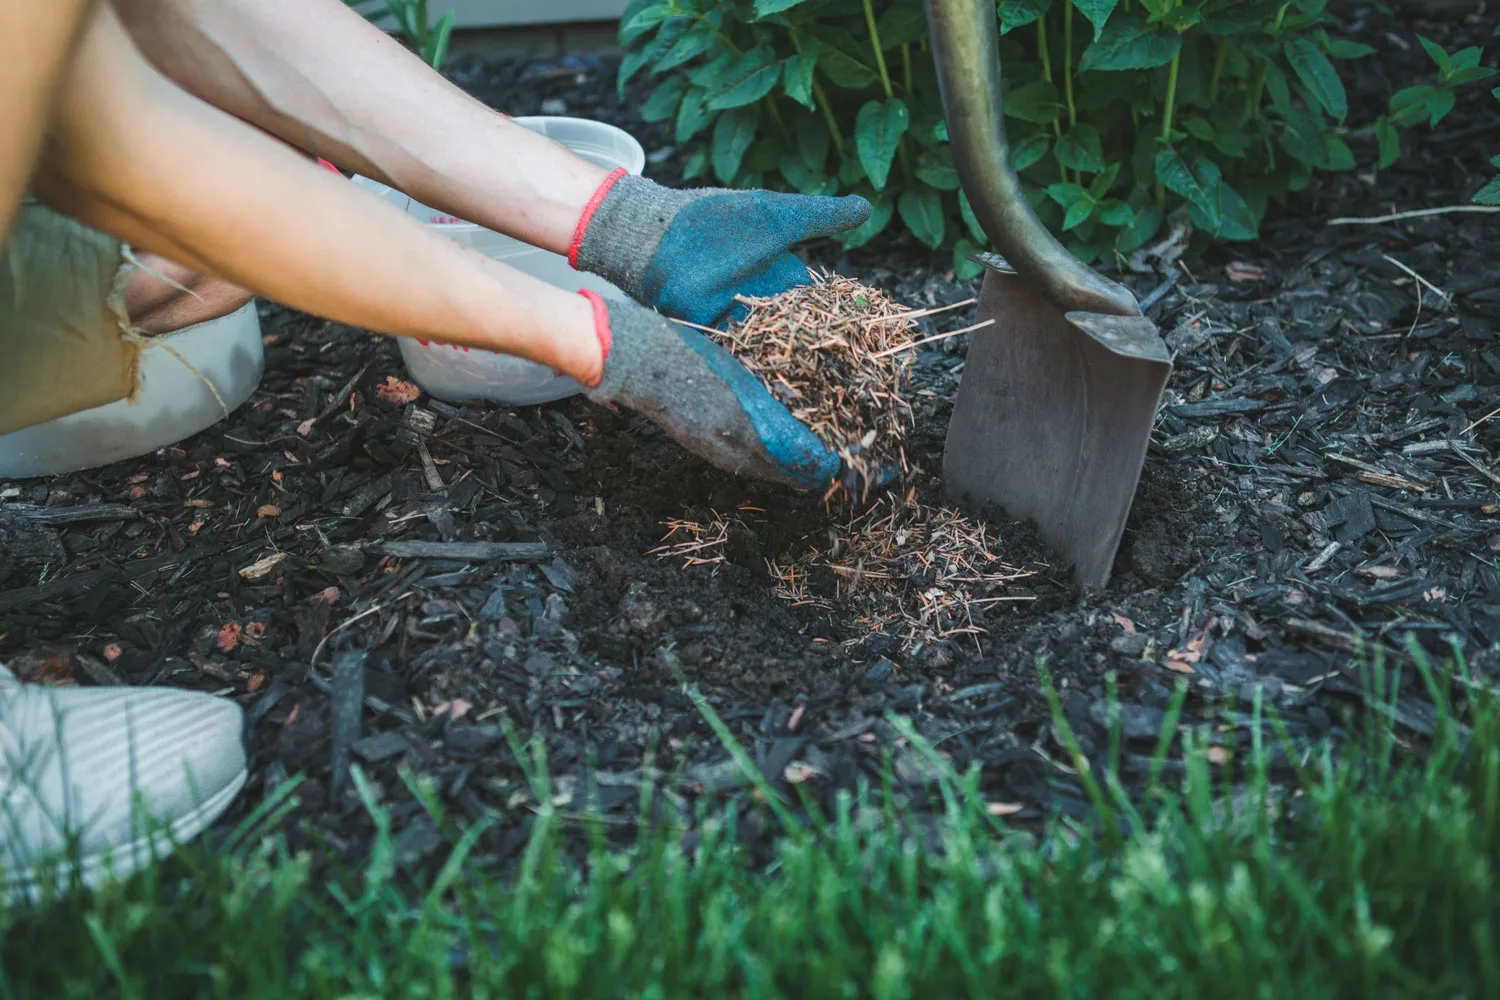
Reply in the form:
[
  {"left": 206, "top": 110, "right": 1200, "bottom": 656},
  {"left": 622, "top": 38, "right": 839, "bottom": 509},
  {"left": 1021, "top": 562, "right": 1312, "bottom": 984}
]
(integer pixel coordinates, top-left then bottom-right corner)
[{"left": 353, "top": 115, "right": 646, "bottom": 234}]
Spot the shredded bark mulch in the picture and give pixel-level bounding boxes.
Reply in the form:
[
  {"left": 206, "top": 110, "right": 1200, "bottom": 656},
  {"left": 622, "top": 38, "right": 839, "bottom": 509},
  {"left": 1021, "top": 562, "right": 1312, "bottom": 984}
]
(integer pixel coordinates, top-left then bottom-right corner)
[{"left": 1, "top": 3, "right": 1496, "bottom": 873}]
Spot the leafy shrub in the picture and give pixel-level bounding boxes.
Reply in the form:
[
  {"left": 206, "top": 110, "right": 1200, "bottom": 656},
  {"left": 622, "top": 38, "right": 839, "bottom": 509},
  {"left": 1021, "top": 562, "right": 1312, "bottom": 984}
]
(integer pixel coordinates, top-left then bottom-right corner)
[
  {"left": 1477, "top": 86, "right": 1500, "bottom": 205},
  {"left": 346, "top": 0, "right": 456, "bottom": 69},
  {"left": 619, "top": 0, "right": 1490, "bottom": 272}
]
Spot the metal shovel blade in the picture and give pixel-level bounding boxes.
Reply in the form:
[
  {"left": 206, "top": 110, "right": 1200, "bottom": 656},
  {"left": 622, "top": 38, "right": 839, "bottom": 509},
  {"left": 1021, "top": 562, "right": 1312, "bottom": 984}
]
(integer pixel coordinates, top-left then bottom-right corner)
[{"left": 944, "top": 263, "right": 1171, "bottom": 589}]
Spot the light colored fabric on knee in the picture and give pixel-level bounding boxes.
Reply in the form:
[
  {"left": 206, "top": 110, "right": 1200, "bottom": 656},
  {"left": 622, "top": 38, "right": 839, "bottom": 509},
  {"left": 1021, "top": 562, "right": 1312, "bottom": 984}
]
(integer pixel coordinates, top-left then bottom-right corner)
[{"left": 0, "top": 202, "right": 137, "bottom": 437}]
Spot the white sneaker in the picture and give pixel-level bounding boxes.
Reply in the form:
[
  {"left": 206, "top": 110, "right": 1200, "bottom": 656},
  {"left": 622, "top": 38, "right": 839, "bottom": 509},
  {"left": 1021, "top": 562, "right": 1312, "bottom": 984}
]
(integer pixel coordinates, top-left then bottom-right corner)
[{"left": 0, "top": 664, "right": 247, "bottom": 899}]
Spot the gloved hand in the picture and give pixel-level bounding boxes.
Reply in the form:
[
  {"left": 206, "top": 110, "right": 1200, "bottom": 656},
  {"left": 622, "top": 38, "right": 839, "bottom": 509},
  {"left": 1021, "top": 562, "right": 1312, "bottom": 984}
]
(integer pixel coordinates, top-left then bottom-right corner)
[
  {"left": 578, "top": 290, "right": 839, "bottom": 490},
  {"left": 569, "top": 171, "right": 871, "bottom": 328}
]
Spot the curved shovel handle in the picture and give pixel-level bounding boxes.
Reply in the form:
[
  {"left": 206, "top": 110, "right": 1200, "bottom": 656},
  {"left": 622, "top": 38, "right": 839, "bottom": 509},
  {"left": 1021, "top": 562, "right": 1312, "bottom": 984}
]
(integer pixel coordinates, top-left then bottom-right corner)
[{"left": 924, "top": 0, "right": 1141, "bottom": 318}]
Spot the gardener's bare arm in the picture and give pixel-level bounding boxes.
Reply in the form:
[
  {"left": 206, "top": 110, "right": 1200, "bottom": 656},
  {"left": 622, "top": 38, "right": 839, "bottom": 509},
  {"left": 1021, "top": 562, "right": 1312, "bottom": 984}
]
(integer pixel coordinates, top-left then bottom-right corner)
[
  {"left": 110, "top": 0, "right": 606, "bottom": 255},
  {"left": 36, "top": 3, "right": 604, "bottom": 383},
  {"left": 0, "top": 1, "right": 97, "bottom": 240}
]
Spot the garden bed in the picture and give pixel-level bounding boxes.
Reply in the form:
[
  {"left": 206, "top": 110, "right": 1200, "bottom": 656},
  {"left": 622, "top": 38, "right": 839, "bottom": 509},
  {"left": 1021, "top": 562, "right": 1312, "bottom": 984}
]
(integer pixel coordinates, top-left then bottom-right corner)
[{"left": 0, "top": 3, "right": 1496, "bottom": 872}]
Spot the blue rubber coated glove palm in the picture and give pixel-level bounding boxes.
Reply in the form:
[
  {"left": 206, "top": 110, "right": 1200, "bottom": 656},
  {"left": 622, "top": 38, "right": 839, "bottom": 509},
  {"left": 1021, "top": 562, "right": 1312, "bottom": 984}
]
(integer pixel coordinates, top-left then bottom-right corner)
[
  {"left": 570, "top": 172, "right": 871, "bottom": 328},
  {"left": 579, "top": 291, "right": 839, "bottom": 490}
]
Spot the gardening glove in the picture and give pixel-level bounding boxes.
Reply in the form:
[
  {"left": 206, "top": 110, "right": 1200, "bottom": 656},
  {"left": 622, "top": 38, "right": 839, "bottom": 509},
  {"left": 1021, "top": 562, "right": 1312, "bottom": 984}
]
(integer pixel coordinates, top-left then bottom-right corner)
[
  {"left": 578, "top": 290, "right": 840, "bottom": 490},
  {"left": 569, "top": 171, "right": 871, "bottom": 328}
]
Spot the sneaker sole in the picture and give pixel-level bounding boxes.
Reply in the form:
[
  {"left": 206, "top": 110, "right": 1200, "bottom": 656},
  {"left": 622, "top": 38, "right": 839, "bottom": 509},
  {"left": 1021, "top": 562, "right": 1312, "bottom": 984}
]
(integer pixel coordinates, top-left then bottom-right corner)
[{"left": 4, "top": 765, "right": 249, "bottom": 903}]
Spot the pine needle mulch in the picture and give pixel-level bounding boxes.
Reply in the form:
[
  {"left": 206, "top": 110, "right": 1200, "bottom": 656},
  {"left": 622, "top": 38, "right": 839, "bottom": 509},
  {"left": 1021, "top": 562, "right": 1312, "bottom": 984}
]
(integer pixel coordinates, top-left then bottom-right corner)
[{"left": 657, "top": 275, "right": 1037, "bottom": 648}]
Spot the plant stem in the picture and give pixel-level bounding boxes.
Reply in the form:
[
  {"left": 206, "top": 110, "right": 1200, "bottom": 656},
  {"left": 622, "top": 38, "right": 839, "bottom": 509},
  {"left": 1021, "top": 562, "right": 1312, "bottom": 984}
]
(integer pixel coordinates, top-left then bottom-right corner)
[
  {"left": 1063, "top": 0, "right": 1077, "bottom": 128},
  {"left": 1157, "top": 48, "right": 1182, "bottom": 207},
  {"left": 1246, "top": 61, "right": 1269, "bottom": 119},
  {"left": 1038, "top": 16, "right": 1052, "bottom": 83},
  {"left": 860, "top": 0, "right": 911, "bottom": 182},
  {"left": 813, "top": 81, "right": 846, "bottom": 161},
  {"left": 1247, "top": 4, "right": 1290, "bottom": 120},
  {"left": 902, "top": 43, "right": 913, "bottom": 95},
  {"left": 763, "top": 95, "right": 792, "bottom": 146},
  {"left": 1039, "top": 14, "right": 1064, "bottom": 161},
  {"left": 861, "top": 0, "right": 895, "bottom": 99},
  {"left": 790, "top": 30, "right": 844, "bottom": 162},
  {"left": 1208, "top": 38, "right": 1228, "bottom": 105},
  {"left": 1161, "top": 52, "right": 1182, "bottom": 147}
]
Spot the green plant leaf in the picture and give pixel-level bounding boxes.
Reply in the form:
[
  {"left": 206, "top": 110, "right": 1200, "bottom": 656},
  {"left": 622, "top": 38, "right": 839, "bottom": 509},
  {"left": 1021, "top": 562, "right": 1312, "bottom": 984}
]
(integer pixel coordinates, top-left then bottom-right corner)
[
  {"left": 1390, "top": 85, "right": 1456, "bottom": 127},
  {"left": 676, "top": 86, "right": 716, "bottom": 143},
  {"left": 1278, "top": 112, "right": 1326, "bottom": 166},
  {"left": 1004, "top": 81, "right": 1062, "bottom": 124},
  {"left": 914, "top": 149, "right": 960, "bottom": 190},
  {"left": 683, "top": 146, "right": 708, "bottom": 180},
  {"left": 953, "top": 238, "right": 985, "bottom": 280},
  {"left": 1374, "top": 115, "right": 1400, "bottom": 170},
  {"left": 1097, "top": 199, "right": 1135, "bottom": 227},
  {"left": 1045, "top": 182, "right": 1091, "bottom": 210},
  {"left": 1448, "top": 66, "right": 1498, "bottom": 86},
  {"left": 855, "top": 98, "right": 909, "bottom": 191},
  {"left": 1012, "top": 133, "right": 1051, "bottom": 172},
  {"left": 998, "top": 0, "right": 1053, "bottom": 34},
  {"left": 707, "top": 47, "right": 781, "bottom": 109},
  {"left": 619, "top": 17, "right": 689, "bottom": 97},
  {"left": 1189, "top": 178, "right": 1257, "bottom": 240},
  {"left": 622, "top": 2, "right": 676, "bottom": 38},
  {"left": 1062, "top": 197, "right": 1097, "bottom": 231},
  {"left": 654, "top": 23, "right": 718, "bottom": 74},
  {"left": 783, "top": 51, "right": 818, "bottom": 109},
  {"left": 1211, "top": 129, "right": 1248, "bottom": 159},
  {"left": 1263, "top": 61, "right": 1292, "bottom": 116},
  {"left": 1284, "top": 38, "right": 1347, "bottom": 120},
  {"left": 712, "top": 106, "right": 760, "bottom": 182},
  {"left": 1088, "top": 162, "right": 1121, "bottom": 199},
  {"left": 876, "top": 4, "right": 928, "bottom": 48},
  {"left": 1079, "top": 16, "right": 1181, "bottom": 72},
  {"left": 1074, "top": 0, "right": 1120, "bottom": 41},
  {"left": 1417, "top": 35, "right": 1452, "bottom": 77},
  {"left": 1474, "top": 176, "right": 1500, "bottom": 206},
  {"left": 1326, "top": 39, "right": 1375, "bottom": 59},
  {"left": 1055, "top": 124, "right": 1106, "bottom": 173},
  {"left": 899, "top": 188, "right": 946, "bottom": 248},
  {"left": 642, "top": 75, "right": 689, "bottom": 122},
  {"left": 752, "top": 0, "right": 811, "bottom": 18},
  {"left": 839, "top": 144, "right": 867, "bottom": 185},
  {"left": 689, "top": 49, "right": 737, "bottom": 90},
  {"left": 1116, "top": 203, "right": 1163, "bottom": 253},
  {"left": 782, "top": 159, "right": 840, "bottom": 195},
  {"left": 958, "top": 189, "right": 987, "bottom": 243},
  {"left": 617, "top": 0, "right": 656, "bottom": 44},
  {"left": 839, "top": 195, "right": 894, "bottom": 249},
  {"left": 1322, "top": 135, "right": 1354, "bottom": 171},
  {"left": 1449, "top": 45, "right": 1485, "bottom": 72},
  {"left": 817, "top": 42, "right": 879, "bottom": 89},
  {"left": 798, "top": 119, "right": 831, "bottom": 171},
  {"left": 618, "top": 47, "right": 657, "bottom": 97},
  {"left": 1182, "top": 117, "right": 1215, "bottom": 142},
  {"left": 1154, "top": 149, "right": 1217, "bottom": 222},
  {"left": 422, "top": 11, "right": 454, "bottom": 68}
]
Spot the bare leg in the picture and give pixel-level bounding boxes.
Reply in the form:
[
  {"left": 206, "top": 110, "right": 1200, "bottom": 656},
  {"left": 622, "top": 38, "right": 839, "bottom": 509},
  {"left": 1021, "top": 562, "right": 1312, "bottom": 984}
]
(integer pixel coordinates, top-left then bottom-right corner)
[
  {"left": 121, "top": 251, "right": 253, "bottom": 335},
  {"left": 0, "top": 1, "right": 96, "bottom": 241},
  {"left": 115, "top": 0, "right": 609, "bottom": 255}
]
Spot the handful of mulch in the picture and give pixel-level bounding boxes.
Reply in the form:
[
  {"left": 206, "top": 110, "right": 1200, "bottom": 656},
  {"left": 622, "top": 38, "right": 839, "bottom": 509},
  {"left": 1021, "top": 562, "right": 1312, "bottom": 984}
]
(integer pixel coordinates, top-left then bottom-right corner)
[{"left": 709, "top": 272, "right": 922, "bottom": 493}]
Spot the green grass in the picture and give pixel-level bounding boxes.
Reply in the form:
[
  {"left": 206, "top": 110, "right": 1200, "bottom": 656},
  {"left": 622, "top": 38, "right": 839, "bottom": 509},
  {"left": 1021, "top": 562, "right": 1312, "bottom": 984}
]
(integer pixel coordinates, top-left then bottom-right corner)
[{"left": 2, "top": 658, "right": 1497, "bottom": 999}]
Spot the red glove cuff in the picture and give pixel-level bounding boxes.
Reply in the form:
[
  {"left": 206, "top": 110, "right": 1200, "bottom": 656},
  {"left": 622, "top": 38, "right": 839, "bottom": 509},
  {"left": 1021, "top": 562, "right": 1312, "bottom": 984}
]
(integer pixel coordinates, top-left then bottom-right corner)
[
  {"left": 567, "top": 168, "right": 628, "bottom": 270},
  {"left": 577, "top": 289, "right": 612, "bottom": 379}
]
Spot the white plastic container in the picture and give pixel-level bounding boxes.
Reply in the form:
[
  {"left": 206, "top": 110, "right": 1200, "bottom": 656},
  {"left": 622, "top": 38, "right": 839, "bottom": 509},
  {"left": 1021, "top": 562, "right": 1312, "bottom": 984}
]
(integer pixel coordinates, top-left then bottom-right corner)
[
  {"left": 351, "top": 116, "right": 647, "bottom": 406},
  {"left": 0, "top": 301, "right": 264, "bottom": 479}
]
